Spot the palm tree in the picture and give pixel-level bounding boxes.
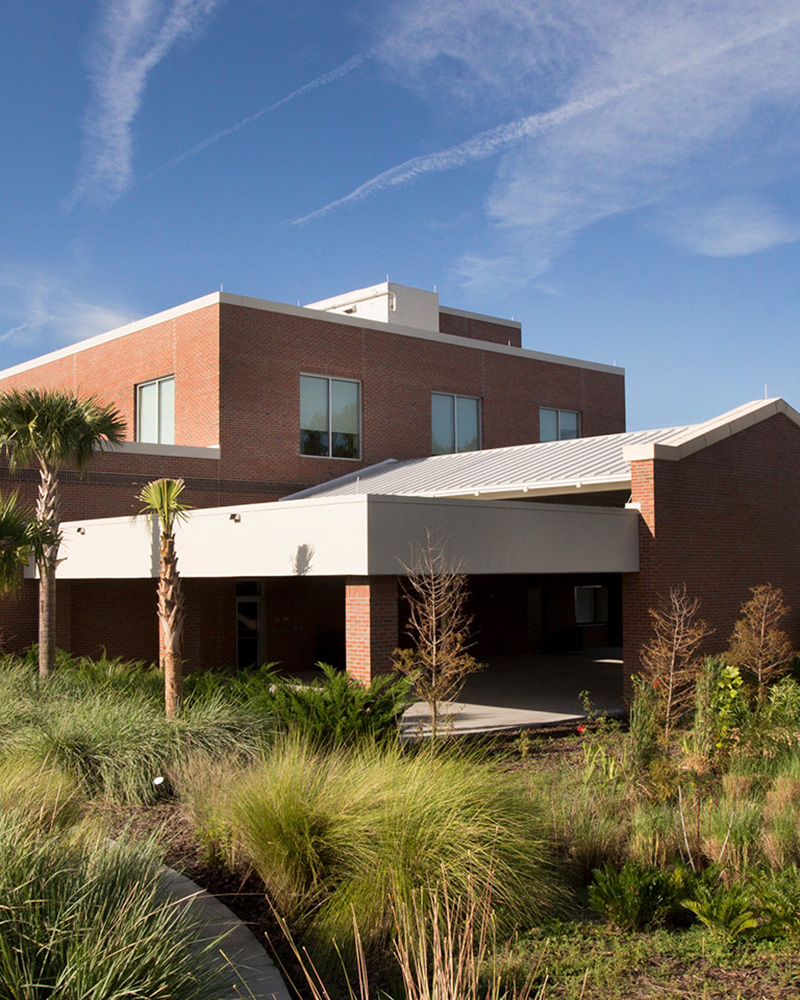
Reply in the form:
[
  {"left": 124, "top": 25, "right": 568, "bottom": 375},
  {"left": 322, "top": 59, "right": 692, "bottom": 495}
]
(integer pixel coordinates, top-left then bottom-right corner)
[
  {"left": 0, "top": 491, "right": 35, "bottom": 594},
  {"left": 137, "top": 478, "right": 191, "bottom": 717},
  {"left": 0, "top": 389, "right": 126, "bottom": 680}
]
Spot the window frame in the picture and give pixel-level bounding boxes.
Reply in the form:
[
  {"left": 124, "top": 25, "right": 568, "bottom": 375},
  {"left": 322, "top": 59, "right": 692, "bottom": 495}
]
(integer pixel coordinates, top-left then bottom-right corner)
[
  {"left": 136, "top": 375, "right": 175, "bottom": 445},
  {"left": 539, "top": 407, "right": 581, "bottom": 442},
  {"left": 431, "top": 392, "right": 482, "bottom": 455},
  {"left": 299, "top": 374, "right": 361, "bottom": 460}
]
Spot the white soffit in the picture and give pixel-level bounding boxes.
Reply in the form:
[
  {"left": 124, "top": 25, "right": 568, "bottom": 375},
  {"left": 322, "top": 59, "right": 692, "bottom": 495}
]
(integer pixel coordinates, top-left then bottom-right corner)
[{"left": 51, "top": 494, "right": 640, "bottom": 580}]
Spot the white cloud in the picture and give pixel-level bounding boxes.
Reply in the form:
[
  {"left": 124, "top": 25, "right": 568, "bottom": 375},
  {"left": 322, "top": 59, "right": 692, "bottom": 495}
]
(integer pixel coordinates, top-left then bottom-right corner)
[
  {"left": 0, "top": 267, "right": 134, "bottom": 349},
  {"left": 659, "top": 197, "right": 800, "bottom": 257},
  {"left": 299, "top": 0, "right": 800, "bottom": 287},
  {"left": 66, "top": 0, "right": 224, "bottom": 210}
]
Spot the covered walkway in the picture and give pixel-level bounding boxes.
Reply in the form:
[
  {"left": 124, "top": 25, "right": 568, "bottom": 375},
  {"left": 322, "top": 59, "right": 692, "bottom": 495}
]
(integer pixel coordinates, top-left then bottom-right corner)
[{"left": 401, "top": 650, "right": 624, "bottom": 736}]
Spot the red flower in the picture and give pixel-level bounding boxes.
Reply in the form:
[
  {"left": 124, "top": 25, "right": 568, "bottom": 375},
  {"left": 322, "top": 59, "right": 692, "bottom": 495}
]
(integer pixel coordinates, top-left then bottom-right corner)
[{"left": 577, "top": 724, "right": 586, "bottom": 734}]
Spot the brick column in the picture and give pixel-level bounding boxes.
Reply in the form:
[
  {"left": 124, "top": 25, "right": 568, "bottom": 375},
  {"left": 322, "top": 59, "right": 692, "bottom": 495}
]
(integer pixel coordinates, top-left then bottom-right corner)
[
  {"left": 345, "top": 576, "right": 399, "bottom": 684},
  {"left": 622, "top": 458, "right": 656, "bottom": 703}
]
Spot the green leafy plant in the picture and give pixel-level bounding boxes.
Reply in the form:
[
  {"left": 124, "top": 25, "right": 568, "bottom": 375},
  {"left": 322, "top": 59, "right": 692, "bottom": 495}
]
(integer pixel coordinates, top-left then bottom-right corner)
[
  {"left": 690, "top": 656, "right": 746, "bottom": 770},
  {"left": 589, "top": 861, "right": 692, "bottom": 931},
  {"left": 682, "top": 880, "right": 760, "bottom": 939},
  {"left": 265, "top": 662, "right": 412, "bottom": 748}
]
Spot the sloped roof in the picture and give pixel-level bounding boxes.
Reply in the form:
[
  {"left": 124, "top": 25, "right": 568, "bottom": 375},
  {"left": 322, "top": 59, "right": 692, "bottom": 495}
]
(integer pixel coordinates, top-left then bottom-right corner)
[{"left": 286, "top": 399, "right": 799, "bottom": 503}]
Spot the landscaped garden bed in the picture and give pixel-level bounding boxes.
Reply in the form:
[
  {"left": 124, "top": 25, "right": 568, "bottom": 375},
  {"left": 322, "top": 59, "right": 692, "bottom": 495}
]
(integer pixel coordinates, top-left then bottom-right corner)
[{"left": 3, "top": 614, "right": 800, "bottom": 999}]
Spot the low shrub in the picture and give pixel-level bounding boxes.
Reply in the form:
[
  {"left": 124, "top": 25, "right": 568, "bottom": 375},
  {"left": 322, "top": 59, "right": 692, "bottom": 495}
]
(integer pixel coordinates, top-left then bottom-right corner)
[
  {"left": 589, "top": 861, "right": 693, "bottom": 931},
  {"left": 262, "top": 663, "right": 412, "bottom": 748},
  {"left": 682, "top": 880, "right": 760, "bottom": 940}
]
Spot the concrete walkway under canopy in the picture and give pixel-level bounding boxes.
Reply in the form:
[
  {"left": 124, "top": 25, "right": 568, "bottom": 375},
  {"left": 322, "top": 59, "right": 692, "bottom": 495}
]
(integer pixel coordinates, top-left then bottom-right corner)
[{"left": 401, "top": 649, "right": 625, "bottom": 736}]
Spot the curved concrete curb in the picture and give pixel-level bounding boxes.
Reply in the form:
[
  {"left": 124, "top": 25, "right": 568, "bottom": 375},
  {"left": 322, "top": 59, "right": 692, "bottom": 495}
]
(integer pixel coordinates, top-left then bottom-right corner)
[{"left": 160, "top": 867, "right": 292, "bottom": 1000}]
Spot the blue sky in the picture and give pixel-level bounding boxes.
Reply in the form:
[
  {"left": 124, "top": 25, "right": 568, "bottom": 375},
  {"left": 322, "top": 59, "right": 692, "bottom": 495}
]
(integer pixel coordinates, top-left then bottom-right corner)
[{"left": 2, "top": 0, "right": 799, "bottom": 430}]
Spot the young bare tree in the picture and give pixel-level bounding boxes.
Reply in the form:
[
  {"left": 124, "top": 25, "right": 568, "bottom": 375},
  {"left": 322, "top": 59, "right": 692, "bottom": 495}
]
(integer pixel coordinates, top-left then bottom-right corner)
[
  {"left": 393, "top": 531, "right": 481, "bottom": 737},
  {"left": 639, "top": 585, "right": 712, "bottom": 744},
  {"left": 727, "top": 584, "right": 794, "bottom": 704}
]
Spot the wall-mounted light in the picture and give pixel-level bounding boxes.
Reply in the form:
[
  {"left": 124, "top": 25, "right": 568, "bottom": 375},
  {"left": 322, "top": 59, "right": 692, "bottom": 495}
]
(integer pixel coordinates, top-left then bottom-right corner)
[
  {"left": 76, "top": 527, "right": 86, "bottom": 535},
  {"left": 229, "top": 513, "right": 241, "bottom": 523}
]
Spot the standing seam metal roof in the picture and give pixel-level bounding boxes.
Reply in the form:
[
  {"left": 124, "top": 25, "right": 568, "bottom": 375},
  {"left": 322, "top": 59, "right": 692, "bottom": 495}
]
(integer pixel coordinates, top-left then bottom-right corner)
[
  {"left": 285, "top": 425, "right": 692, "bottom": 500},
  {"left": 284, "top": 399, "right": 798, "bottom": 502}
]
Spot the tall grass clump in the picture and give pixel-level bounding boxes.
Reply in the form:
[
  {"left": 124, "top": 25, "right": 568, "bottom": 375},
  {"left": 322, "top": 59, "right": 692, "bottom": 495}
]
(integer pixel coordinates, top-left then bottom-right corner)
[
  {"left": 0, "top": 652, "right": 274, "bottom": 804},
  {"left": 0, "top": 754, "right": 84, "bottom": 833},
  {"left": 534, "top": 741, "right": 630, "bottom": 884},
  {"left": 223, "top": 736, "right": 556, "bottom": 970},
  {"left": 0, "top": 815, "right": 230, "bottom": 999}
]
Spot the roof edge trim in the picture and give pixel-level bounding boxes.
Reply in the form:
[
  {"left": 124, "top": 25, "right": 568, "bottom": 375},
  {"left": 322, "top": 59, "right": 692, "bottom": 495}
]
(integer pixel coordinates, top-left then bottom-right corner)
[
  {"left": 0, "top": 293, "right": 222, "bottom": 379},
  {"left": 623, "top": 398, "right": 800, "bottom": 463}
]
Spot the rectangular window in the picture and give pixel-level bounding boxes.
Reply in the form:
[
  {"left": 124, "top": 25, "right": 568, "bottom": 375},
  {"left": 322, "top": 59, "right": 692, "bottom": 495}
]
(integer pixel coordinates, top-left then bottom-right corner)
[
  {"left": 575, "top": 585, "right": 609, "bottom": 625},
  {"left": 432, "top": 393, "right": 481, "bottom": 455},
  {"left": 136, "top": 376, "right": 174, "bottom": 444},
  {"left": 300, "top": 375, "right": 360, "bottom": 459},
  {"left": 540, "top": 407, "right": 580, "bottom": 442}
]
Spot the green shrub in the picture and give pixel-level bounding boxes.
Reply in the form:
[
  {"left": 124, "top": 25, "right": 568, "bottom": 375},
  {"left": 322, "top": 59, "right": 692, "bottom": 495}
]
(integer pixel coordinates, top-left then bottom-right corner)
[
  {"left": 682, "top": 880, "right": 760, "bottom": 939},
  {"left": 0, "top": 815, "right": 230, "bottom": 998},
  {"left": 749, "top": 865, "right": 800, "bottom": 937},
  {"left": 589, "top": 861, "right": 692, "bottom": 931},
  {"left": 225, "top": 736, "right": 556, "bottom": 970},
  {"left": 262, "top": 662, "right": 412, "bottom": 748},
  {"left": 690, "top": 656, "right": 746, "bottom": 770}
]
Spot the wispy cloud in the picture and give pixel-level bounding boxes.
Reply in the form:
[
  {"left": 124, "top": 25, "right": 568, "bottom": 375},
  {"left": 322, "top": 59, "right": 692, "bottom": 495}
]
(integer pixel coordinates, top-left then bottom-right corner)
[
  {"left": 298, "top": 0, "right": 800, "bottom": 286},
  {"left": 147, "top": 52, "right": 369, "bottom": 177},
  {"left": 659, "top": 197, "right": 800, "bottom": 257},
  {"left": 65, "top": 0, "right": 224, "bottom": 210},
  {"left": 0, "top": 267, "right": 134, "bottom": 349}
]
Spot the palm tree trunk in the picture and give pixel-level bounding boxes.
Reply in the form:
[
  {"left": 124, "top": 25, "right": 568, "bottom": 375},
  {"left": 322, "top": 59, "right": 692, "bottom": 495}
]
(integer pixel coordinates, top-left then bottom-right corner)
[
  {"left": 36, "top": 462, "right": 60, "bottom": 682},
  {"left": 159, "top": 534, "right": 184, "bottom": 717},
  {"left": 38, "top": 561, "right": 57, "bottom": 682}
]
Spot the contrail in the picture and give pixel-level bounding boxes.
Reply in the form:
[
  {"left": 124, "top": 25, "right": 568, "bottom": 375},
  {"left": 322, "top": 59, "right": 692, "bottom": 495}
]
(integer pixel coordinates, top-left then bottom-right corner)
[
  {"left": 146, "top": 52, "right": 369, "bottom": 177},
  {"left": 65, "top": 0, "right": 225, "bottom": 210},
  {"left": 292, "top": 11, "right": 800, "bottom": 225}
]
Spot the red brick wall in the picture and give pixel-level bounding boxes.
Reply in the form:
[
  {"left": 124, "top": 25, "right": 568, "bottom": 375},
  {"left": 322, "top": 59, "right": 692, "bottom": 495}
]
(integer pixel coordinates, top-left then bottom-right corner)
[
  {"left": 345, "top": 576, "right": 399, "bottom": 683},
  {"left": 0, "top": 298, "right": 625, "bottom": 519},
  {"left": 0, "top": 304, "right": 220, "bottom": 449},
  {"left": 623, "top": 413, "right": 800, "bottom": 693},
  {"left": 217, "top": 303, "right": 626, "bottom": 494},
  {"left": 438, "top": 310, "right": 522, "bottom": 347}
]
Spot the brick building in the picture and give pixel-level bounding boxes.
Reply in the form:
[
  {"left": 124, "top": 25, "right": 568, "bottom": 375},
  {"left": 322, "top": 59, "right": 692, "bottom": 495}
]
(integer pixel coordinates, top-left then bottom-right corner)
[{"left": 0, "top": 281, "right": 797, "bottom": 698}]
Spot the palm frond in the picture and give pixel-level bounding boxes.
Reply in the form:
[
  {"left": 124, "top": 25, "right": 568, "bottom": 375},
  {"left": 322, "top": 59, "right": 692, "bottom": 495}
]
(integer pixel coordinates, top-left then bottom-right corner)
[
  {"left": 0, "top": 389, "right": 126, "bottom": 472},
  {"left": 137, "top": 478, "right": 192, "bottom": 535},
  {"left": 0, "top": 492, "right": 34, "bottom": 592}
]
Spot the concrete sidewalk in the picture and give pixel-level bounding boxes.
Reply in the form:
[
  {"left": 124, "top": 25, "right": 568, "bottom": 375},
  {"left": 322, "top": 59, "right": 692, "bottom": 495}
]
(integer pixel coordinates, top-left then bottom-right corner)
[{"left": 160, "top": 867, "right": 291, "bottom": 1000}]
